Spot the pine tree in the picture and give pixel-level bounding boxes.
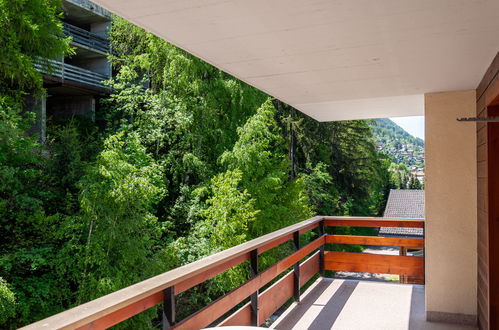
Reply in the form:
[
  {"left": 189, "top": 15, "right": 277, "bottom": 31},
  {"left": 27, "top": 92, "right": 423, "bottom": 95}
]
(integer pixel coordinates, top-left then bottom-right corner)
[{"left": 408, "top": 175, "right": 422, "bottom": 189}]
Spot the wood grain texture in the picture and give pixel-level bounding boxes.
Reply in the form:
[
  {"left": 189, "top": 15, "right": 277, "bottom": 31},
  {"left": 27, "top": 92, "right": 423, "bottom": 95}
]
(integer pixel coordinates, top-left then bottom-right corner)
[
  {"left": 22, "top": 216, "right": 425, "bottom": 330},
  {"left": 477, "top": 52, "right": 499, "bottom": 102},
  {"left": 174, "top": 236, "right": 324, "bottom": 330},
  {"left": 324, "top": 217, "right": 424, "bottom": 228},
  {"left": 326, "top": 235, "right": 424, "bottom": 248},
  {"left": 217, "top": 303, "right": 252, "bottom": 327},
  {"left": 21, "top": 216, "right": 323, "bottom": 330},
  {"left": 259, "top": 251, "right": 319, "bottom": 323},
  {"left": 221, "top": 251, "right": 320, "bottom": 327},
  {"left": 487, "top": 106, "right": 499, "bottom": 329},
  {"left": 324, "top": 251, "right": 424, "bottom": 278},
  {"left": 75, "top": 292, "right": 163, "bottom": 330}
]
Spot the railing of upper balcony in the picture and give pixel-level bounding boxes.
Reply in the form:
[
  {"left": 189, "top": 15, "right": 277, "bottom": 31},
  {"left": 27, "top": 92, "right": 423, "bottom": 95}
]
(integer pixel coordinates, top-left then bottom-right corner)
[
  {"left": 34, "top": 58, "right": 109, "bottom": 90},
  {"left": 21, "top": 216, "right": 424, "bottom": 330},
  {"left": 63, "top": 22, "right": 110, "bottom": 54}
]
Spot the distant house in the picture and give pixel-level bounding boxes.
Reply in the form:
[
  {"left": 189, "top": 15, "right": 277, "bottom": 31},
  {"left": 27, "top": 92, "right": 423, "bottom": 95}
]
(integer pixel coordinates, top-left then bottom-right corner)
[
  {"left": 379, "top": 189, "right": 424, "bottom": 238},
  {"left": 414, "top": 171, "right": 425, "bottom": 184},
  {"left": 379, "top": 189, "right": 424, "bottom": 283}
]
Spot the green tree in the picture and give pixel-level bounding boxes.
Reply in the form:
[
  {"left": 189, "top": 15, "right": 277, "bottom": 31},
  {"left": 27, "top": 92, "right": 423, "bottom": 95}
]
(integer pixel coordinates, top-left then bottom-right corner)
[
  {"left": 0, "top": 10, "right": 395, "bottom": 329},
  {"left": 0, "top": 0, "right": 72, "bottom": 94},
  {"left": 408, "top": 175, "right": 422, "bottom": 189},
  {"left": 0, "top": 278, "right": 15, "bottom": 324},
  {"left": 72, "top": 132, "right": 166, "bottom": 301},
  {"left": 168, "top": 170, "right": 259, "bottom": 318},
  {"left": 221, "top": 99, "right": 312, "bottom": 237}
]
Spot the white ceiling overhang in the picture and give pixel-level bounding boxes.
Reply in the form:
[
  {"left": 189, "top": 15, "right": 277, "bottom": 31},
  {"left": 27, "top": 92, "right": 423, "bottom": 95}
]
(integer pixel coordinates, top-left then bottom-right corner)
[{"left": 91, "top": 0, "right": 499, "bottom": 121}]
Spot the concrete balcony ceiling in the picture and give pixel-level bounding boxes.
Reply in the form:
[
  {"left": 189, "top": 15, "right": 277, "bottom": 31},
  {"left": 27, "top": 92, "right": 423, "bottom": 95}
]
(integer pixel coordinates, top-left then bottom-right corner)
[{"left": 91, "top": 0, "right": 499, "bottom": 121}]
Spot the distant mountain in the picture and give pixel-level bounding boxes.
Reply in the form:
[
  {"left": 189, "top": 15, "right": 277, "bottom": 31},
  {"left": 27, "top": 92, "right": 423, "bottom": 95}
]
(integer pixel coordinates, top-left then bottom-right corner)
[{"left": 369, "top": 118, "right": 425, "bottom": 170}]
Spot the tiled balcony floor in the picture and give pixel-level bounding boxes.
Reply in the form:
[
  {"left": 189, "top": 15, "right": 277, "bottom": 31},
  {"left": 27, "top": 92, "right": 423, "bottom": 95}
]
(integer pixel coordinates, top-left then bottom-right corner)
[{"left": 271, "top": 278, "right": 477, "bottom": 330}]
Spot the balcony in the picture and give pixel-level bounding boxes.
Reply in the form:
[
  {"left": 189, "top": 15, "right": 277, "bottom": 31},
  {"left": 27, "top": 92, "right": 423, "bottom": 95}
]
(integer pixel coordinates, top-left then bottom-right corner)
[
  {"left": 272, "top": 277, "right": 474, "bottom": 330},
  {"left": 34, "top": 58, "right": 109, "bottom": 91},
  {"left": 21, "top": 216, "right": 461, "bottom": 329},
  {"left": 63, "top": 22, "right": 110, "bottom": 54}
]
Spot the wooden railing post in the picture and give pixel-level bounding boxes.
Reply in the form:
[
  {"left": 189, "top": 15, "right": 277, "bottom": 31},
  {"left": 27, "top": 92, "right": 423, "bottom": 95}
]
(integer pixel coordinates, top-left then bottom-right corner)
[
  {"left": 250, "top": 249, "right": 259, "bottom": 326},
  {"left": 293, "top": 231, "right": 300, "bottom": 302},
  {"left": 22, "top": 216, "right": 325, "bottom": 330},
  {"left": 319, "top": 220, "right": 325, "bottom": 277},
  {"left": 162, "top": 286, "right": 175, "bottom": 330}
]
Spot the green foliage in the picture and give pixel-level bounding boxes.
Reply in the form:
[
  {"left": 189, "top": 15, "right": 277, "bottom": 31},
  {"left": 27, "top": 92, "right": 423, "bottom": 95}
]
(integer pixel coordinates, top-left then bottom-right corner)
[
  {"left": 0, "top": 97, "right": 48, "bottom": 251},
  {"left": 105, "top": 16, "right": 268, "bottom": 239},
  {"left": 166, "top": 170, "right": 257, "bottom": 318},
  {"left": 222, "top": 100, "right": 313, "bottom": 237},
  {"left": 74, "top": 132, "right": 166, "bottom": 301},
  {"left": 389, "top": 163, "right": 409, "bottom": 189},
  {"left": 275, "top": 101, "right": 390, "bottom": 216},
  {"left": 0, "top": 246, "right": 70, "bottom": 327},
  {"left": 301, "top": 162, "right": 340, "bottom": 215},
  {"left": 0, "top": 278, "right": 16, "bottom": 324},
  {"left": 408, "top": 175, "right": 423, "bottom": 189},
  {"left": 202, "top": 170, "right": 258, "bottom": 249},
  {"left": 0, "top": 10, "right": 394, "bottom": 329},
  {"left": 0, "top": 0, "right": 72, "bottom": 93}
]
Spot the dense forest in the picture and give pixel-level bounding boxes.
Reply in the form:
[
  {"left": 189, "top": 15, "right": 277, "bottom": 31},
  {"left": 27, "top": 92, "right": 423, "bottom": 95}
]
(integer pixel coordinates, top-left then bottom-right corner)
[{"left": 0, "top": 1, "right": 393, "bottom": 328}]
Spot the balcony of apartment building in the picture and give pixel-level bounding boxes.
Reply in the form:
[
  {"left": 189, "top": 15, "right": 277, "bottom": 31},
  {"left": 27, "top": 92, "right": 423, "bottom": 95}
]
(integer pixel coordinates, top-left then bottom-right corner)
[
  {"left": 29, "top": 0, "right": 113, "bottom": 137},
  {"left": 37, "top": 0, "right": 111, "bottom": 93},
  {"left": 18, "top": 216, "right": 471, "bottom": 330},
  {"left": 22, "top": 1, "right": 499, "bottom": 329}
]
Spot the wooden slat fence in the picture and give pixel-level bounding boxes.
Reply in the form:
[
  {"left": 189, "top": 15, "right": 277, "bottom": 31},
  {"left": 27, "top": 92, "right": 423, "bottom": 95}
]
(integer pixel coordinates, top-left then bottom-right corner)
[{"left": 22, "top": 216, "right": 424, "bottom": 330}]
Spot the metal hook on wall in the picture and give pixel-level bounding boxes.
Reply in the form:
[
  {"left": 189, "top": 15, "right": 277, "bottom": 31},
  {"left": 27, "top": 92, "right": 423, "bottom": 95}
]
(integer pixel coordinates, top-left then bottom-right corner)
[{"left": 457, "top": 117, "right": 499, "bottom": 122}]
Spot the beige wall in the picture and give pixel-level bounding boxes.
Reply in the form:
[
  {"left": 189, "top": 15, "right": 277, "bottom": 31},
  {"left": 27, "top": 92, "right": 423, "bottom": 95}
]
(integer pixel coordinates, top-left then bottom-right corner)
[{"left": 425, "top": 90, "right": 477, "bottom": 323}]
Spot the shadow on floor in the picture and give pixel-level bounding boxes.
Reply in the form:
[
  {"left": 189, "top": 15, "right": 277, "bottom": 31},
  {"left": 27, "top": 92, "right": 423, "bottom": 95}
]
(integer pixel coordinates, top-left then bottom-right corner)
[
  {"left": 271, "top": 278, "right": 477, "bottom": 330},
  {"left": 273, "top": 279, "right": 358, "bottom": 330}
]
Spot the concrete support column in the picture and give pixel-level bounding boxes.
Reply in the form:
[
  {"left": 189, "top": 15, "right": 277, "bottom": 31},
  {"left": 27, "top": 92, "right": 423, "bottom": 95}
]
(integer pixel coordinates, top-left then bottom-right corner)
[
  {"left": 25, "top": 94, "right": 46, "bottom": 143},
  {"left": 425, "top": 90, "right": 477, "bottom": 325}
]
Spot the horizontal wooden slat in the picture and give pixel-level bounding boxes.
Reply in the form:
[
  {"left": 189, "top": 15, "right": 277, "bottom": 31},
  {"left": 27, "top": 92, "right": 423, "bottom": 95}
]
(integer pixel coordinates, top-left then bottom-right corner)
[
  {"left": 324, "top": 251, "right": 424, "bottom": 277},
  {"left": 324, "top": 217, "right": 424, "bottom": 228},
  {"left": 217, "top": 302, "right": 252, "bottom": 327},
  {"left": 76, "top": 292, "right": 163, "bottom": 330},
  {"left": 22, "top": 216, "right": 323, "bottom": 330},
  {"left": 174, "top": 236, "right": 325, "bottom": 330},
  {"left": 23, "top": 217, "right": 426, "bottom": 330},
  {"left": 220, "top": 251, "right": 320, "bottom": 327},
  {"left": 258, "top": 267, "right": 294, "bottom": 324},
  {"left": 326, "top": 235, "right": 424, "bottom": 248},
  {"left": 259, "top": 251, "right": 320, "bottom": 323},
  {"left": 300, "top": 251, "right": 320, "bottom": 285}
]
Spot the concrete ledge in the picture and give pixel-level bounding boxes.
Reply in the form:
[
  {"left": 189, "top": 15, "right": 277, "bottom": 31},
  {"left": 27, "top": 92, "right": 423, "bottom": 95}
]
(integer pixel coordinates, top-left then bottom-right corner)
[
  {"left": 427, "top": 311, "right": 477, "bottom": 326},
  {"left": 63, "top": 0, "right": 112, "bottom": 19}
]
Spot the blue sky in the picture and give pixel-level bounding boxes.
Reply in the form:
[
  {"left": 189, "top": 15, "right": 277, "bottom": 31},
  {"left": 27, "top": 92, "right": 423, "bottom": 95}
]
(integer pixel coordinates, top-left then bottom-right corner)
[{"left": 389, "top": 116, "right": 425, "bottom": 140}]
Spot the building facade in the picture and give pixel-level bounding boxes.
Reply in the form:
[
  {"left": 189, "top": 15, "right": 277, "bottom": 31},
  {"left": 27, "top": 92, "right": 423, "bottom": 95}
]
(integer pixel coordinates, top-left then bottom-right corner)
[{"left": 29, "top": 0, "right": 112, "bottom": 141}]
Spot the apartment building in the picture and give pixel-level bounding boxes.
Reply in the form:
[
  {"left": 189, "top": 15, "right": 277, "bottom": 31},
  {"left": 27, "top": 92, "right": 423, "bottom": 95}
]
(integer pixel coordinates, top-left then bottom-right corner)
[{"left": 29, "top": 0, "right": 112, "bottom": 141}]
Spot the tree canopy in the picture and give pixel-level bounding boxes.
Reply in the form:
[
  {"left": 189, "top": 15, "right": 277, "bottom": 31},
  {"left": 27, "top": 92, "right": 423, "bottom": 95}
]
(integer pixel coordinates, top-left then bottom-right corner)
[{"left": 0, "top": 9, "right": 393, "bottom": 329}]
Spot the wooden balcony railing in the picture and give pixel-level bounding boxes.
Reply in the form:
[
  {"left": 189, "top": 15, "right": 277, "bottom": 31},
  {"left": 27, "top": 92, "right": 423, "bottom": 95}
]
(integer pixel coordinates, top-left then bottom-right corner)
[{"left": 22, "top": 216, "right": 424, "bottom": 330}]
